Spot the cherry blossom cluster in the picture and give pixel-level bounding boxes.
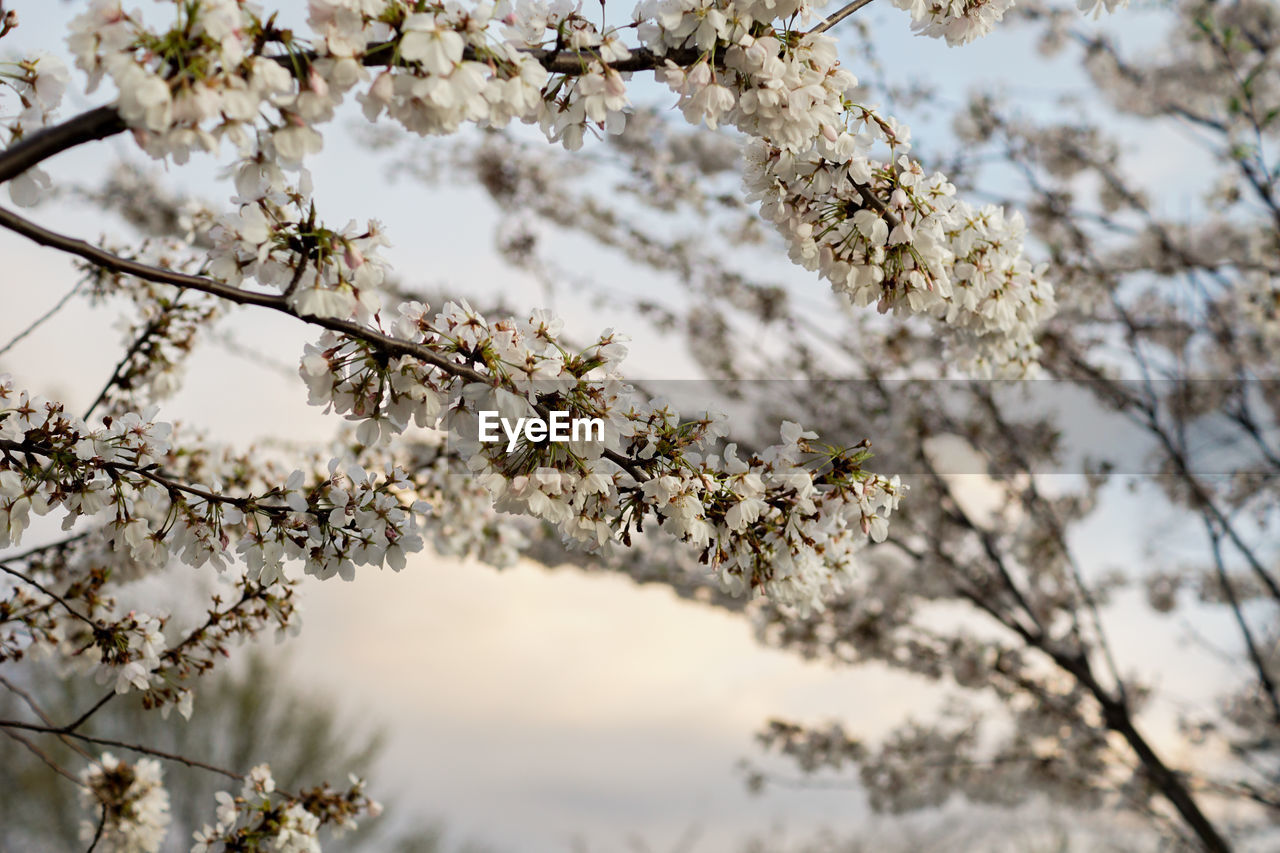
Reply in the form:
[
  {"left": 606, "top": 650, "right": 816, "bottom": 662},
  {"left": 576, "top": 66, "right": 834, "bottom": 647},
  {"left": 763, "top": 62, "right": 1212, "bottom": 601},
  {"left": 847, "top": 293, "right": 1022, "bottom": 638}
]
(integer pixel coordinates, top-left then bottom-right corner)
[
  {"left": 190, "top": 764, "right": 381, "bottom": 853},
  {"left": 888, "top": 0, "right": 1128, "bottom": 44},
  {"left": 55, "top": 0, "right": 1135, "bottom": 179},
  {"left": 6, "top": 555, "right": 180, "bottom": 708},
  {"left": 402, "top": 438, "right": 531, "bottom": 567},
  {"left": 0, "top": 51, "right": 69, "bottom": 204},
  {"left": 7, "top": 530, "right": 299, "bottom": 719},
  {"left": 79, "top": 752, "right": 172, "bottom": 853},
  {"left": 639, "top": 0, "right": 852, "bottom": 149},
  {"left": 594, "top": 0, "right": 1055, "bottom": 374},
  {"left": 207, "top": 159, "right": 389, "bottom": 321},
  {"left": 744, "top": 127, "right": 1056, "bottom": 376},
  {"left": 67, "top": 0, "right": 301, "bottom": 163},
  {"left": 78, "top": 609, "right": 169, "bottom": 696},
  {"left": 49, "top": 0, "right": 1072, "bottom": 375},
  {"left": 890, "top": 0, "right": 1018, "bottom": 46},
  {"left": 154, "top": 581, "right": 299, "bottom": 718},
  {"left": 62, "top": 0, "right": 621, "bottom": 161},
  {"left": 336, "top": 0, "right": 632, "bottom": 148},
  {"left": 0, "top": 375, "right": 427, "bottom": 588},
  {"left": 298, "top": 300, "right": 904, "bottom": 609}
]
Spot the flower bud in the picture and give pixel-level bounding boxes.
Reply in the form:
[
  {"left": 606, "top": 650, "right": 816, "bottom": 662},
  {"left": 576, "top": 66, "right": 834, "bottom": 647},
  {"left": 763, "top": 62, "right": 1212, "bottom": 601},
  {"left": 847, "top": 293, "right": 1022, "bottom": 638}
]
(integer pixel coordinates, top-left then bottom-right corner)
[
  {"left": 344, "top": 242, "right": 365, "bottom": 269},
  {"left": 307, "top": 66, "right": 329, "bottom": 98},
  {"left": 370, "top": 71, "right": 394, "bottom": 104}
]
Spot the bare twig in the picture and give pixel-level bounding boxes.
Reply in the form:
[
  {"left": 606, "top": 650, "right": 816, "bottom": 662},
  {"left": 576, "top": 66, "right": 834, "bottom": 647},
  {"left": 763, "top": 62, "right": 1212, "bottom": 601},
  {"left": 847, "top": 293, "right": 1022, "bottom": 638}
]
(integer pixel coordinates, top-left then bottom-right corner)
[
  {"left": 83, "top": 312, "right": 175, "bottom": 420},
  {"left": 1204, "top": 521, "right": 1280, "bottom": 725},
  {"left": 0, "top": 279, "right": 83, "bottom": 358},
  {"left": 60, "top": 691, "right": 116, "bottom": 736},
  {"left": 0, "top": 674, "right": 95, "bottom": 759},
  {"left": 0, "top": 561, "right": 98, "bottom": 631},
  {"left": 809, "top": 0, "right": 877, "bottom": 35},
  {"left": 0, "top": 726, "right": 85, "bottom": 787},
  {"left": 84, "top": 804, "right": 106, "bottom": 853},
  {"left": 0, "top": 718, "right": 245, "bottom": 781}
]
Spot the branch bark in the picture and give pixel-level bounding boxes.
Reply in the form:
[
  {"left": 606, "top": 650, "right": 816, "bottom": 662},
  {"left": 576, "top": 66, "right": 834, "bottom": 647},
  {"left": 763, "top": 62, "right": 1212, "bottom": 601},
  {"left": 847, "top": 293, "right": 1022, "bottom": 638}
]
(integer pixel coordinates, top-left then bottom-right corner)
[{"left": 0, "top": 106, "right": 125, "bottom": 185}]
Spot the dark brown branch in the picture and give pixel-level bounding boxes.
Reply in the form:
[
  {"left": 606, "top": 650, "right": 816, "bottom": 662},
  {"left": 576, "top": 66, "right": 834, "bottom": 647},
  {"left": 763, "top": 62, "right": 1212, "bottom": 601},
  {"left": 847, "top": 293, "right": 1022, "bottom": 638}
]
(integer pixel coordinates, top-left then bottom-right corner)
[
  {"left": 854, "top": 182, "right": 901, "bottom": 230},
  {"left": 0, "top": 106, "right": 125, "bottom": 185}
]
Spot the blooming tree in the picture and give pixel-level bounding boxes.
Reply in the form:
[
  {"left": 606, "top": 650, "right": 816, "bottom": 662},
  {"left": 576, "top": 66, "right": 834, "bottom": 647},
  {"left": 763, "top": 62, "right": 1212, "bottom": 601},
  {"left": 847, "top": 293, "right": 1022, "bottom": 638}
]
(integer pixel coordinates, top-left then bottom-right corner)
[
  {"left": 406, "top": 2, "right": 1276, "bottom": 850},
  {"left": 0, "top": 0, "right": 1272, "bottom": 850}
]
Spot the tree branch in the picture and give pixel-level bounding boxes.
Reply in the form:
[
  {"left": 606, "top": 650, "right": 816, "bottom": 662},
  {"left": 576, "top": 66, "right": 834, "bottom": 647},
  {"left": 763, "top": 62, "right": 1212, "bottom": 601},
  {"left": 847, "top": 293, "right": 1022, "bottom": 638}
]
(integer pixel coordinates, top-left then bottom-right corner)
[
  {"left": 0, "top": 718, "right": 245, "bottom": 781},
  {"left": 1203, "top": 520, "right": 1280, "bottom": 725},
  {"left": 0, "top": 106, "right": 125, "bottom": 185},
  {"left": 0, "top": 561, "right": 98, "bottom": 631},
  {"left": 0, "top": 205, "right": 656, "bottom": 482},
  {"left": 84, "top": 804, "right": 106, "bottom": 853},
  {"left": 0, "top": 726, "right": 85, "bottom": 787},
  {"left": 809, "top": 0, "right": 877, "bottom": 35}
]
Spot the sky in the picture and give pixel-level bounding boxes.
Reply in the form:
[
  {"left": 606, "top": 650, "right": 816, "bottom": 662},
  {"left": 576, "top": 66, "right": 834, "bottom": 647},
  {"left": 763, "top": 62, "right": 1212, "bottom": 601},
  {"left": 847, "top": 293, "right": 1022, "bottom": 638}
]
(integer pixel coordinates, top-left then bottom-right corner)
[{"left": 0, "top": 1, "right": 1252, "bottom": 851}]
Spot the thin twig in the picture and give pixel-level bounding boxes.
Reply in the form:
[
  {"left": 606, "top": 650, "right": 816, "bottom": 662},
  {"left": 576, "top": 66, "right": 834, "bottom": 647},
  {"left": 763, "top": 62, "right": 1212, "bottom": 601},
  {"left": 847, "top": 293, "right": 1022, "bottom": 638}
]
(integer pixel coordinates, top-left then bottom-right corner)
[
  {"left": 84, "top": 804, "right": 106, "bottom": 853},
  {"left": 60, "top": 691, "right": 116, "bottom": 736},
  {"left": 0, "top": 561, "right": 98, "bottom": 630},
  {"left": 1204, "top": 520, "right": 1280, "bottom": 725},
  {"left": 0, "top": 437, "right": 292, "bottom": 514},
  {"left": 282, "top": 256, "right": 308, "bottom": 299},
  {"left": 83, "top": 313, "right": 173, "bottom": 420},
  {"left": 0, "top": 531, "right": 91, "bottom": 566},
  {"left": 0, "top": 726, "right": 85, "bottom": 786},
  {"left": 0, "top": 718, "right": 245, "bottom": 781},
  {"left": 0, "top": 279, "right": 83, "bottom": 358},
  {"left": 809, "top": 0, "right": 877, "bottom": 34},
  {"left": 0, "top": 674, "right": 94, "bottom": 758}
]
